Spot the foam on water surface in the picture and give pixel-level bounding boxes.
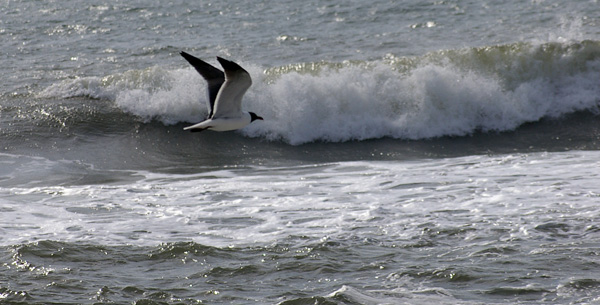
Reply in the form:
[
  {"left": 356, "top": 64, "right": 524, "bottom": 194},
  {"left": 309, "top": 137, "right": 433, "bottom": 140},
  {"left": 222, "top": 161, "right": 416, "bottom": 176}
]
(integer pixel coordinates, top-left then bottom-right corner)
[
  {"left": 37, "top": 41, "right": 600, "bottom": 144},
  {"left": 2, "top": 150, "right": 598, "bottom": 247}
]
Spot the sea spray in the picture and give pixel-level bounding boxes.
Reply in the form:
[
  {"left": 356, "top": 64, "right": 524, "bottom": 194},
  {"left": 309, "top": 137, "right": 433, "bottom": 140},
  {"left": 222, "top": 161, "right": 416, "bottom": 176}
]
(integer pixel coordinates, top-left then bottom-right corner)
[
  {"left": 37, "top": 41, "right": 600, "bottom": 144},
  {"left": 243, "top": 41, "right": 600, "bottom": 143}
]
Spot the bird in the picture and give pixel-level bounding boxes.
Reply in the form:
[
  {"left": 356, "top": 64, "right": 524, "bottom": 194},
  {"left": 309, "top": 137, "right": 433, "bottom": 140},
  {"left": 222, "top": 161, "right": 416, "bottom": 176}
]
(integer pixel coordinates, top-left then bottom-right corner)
[{"left": 180, "top": 51, "right": 263, "bottom": 132}]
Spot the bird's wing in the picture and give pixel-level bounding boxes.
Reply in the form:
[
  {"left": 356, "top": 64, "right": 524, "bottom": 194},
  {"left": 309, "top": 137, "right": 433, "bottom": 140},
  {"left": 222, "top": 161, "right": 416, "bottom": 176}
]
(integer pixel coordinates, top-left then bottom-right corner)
[
  {"left": 211, "top": 57, "right": 252, "bottom": 119},
  {"left": 180, "top": 51, "right": 225, "bottom": 118}
]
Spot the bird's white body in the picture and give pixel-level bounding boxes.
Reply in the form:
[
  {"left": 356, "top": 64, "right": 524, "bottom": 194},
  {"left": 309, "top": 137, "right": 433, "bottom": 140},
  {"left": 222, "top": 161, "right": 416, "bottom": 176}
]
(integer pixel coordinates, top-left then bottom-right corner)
[
  {"left": 180, "top": 52, "right": 262, "bottom": 132},
  {"left": 183, "top": 112, "right": 252, "bottom": 132}
]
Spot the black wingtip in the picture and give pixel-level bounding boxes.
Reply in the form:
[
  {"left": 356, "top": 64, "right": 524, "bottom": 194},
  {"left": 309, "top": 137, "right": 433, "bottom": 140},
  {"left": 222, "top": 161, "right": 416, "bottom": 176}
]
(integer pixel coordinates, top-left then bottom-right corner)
[
  {"left": 180, "top": 51, "right": 225, "bottom": 82},
  {"left": 217, "top": 56, "right": 245, "bottom": 72},
  {"left": 180, "top": 51, "right": 199, "bottom": 63}
]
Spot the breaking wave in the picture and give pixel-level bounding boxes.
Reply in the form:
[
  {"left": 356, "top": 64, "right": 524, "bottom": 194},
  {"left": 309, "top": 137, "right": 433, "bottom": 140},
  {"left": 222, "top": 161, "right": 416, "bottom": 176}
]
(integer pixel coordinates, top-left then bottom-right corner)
[{"left": 39, "top": 40, "right": 600, "bottom": 145}]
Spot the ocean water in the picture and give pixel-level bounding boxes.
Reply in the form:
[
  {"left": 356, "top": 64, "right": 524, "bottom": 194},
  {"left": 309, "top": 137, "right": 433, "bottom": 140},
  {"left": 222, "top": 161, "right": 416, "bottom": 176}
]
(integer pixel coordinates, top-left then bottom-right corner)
[{"left": 2, "top": 0, "right": 600, "bottom": 304}]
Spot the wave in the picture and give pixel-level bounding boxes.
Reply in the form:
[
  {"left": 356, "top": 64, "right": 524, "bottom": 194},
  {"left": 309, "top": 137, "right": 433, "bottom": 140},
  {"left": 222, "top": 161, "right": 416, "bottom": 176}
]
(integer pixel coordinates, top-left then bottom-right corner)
[{"left": 38, "top": 40, "right": 600, "bottom": 144}]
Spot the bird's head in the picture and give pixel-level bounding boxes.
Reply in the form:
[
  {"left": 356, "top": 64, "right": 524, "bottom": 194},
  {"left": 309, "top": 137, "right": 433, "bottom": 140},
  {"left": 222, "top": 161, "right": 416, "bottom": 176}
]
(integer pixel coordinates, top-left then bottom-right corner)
[{"left": 249, "top": 112, "right": 264, "bottom": 122}]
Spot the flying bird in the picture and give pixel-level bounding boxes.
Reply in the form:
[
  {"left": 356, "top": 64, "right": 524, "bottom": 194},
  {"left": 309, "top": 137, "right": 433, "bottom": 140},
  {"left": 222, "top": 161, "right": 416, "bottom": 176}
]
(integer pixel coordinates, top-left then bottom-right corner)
[{"left": 180, "top": 51, "right": 263, "bottom": 132}]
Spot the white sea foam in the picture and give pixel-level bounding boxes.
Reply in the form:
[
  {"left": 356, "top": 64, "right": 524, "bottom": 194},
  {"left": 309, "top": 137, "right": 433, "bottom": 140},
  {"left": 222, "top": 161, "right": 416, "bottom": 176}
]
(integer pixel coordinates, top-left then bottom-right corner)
[
  {"left": 113, "top": 68, "right": 203, "bottom": 124},
  {"left": 38, "top": 42, "right": 600, "bottom": 144},
  {"left": 242, "top": 53, "right": 600, "bottom": 144},
  {"left": 2, "top": 151, "right": 599, "bottom": 247}
]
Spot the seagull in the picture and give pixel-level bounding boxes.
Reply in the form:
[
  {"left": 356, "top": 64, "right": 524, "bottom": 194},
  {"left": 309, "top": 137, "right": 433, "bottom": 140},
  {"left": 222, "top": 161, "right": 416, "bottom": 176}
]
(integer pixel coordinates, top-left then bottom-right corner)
[{"left": 180, "top": 51, "right": 263, "bottom": 132}]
